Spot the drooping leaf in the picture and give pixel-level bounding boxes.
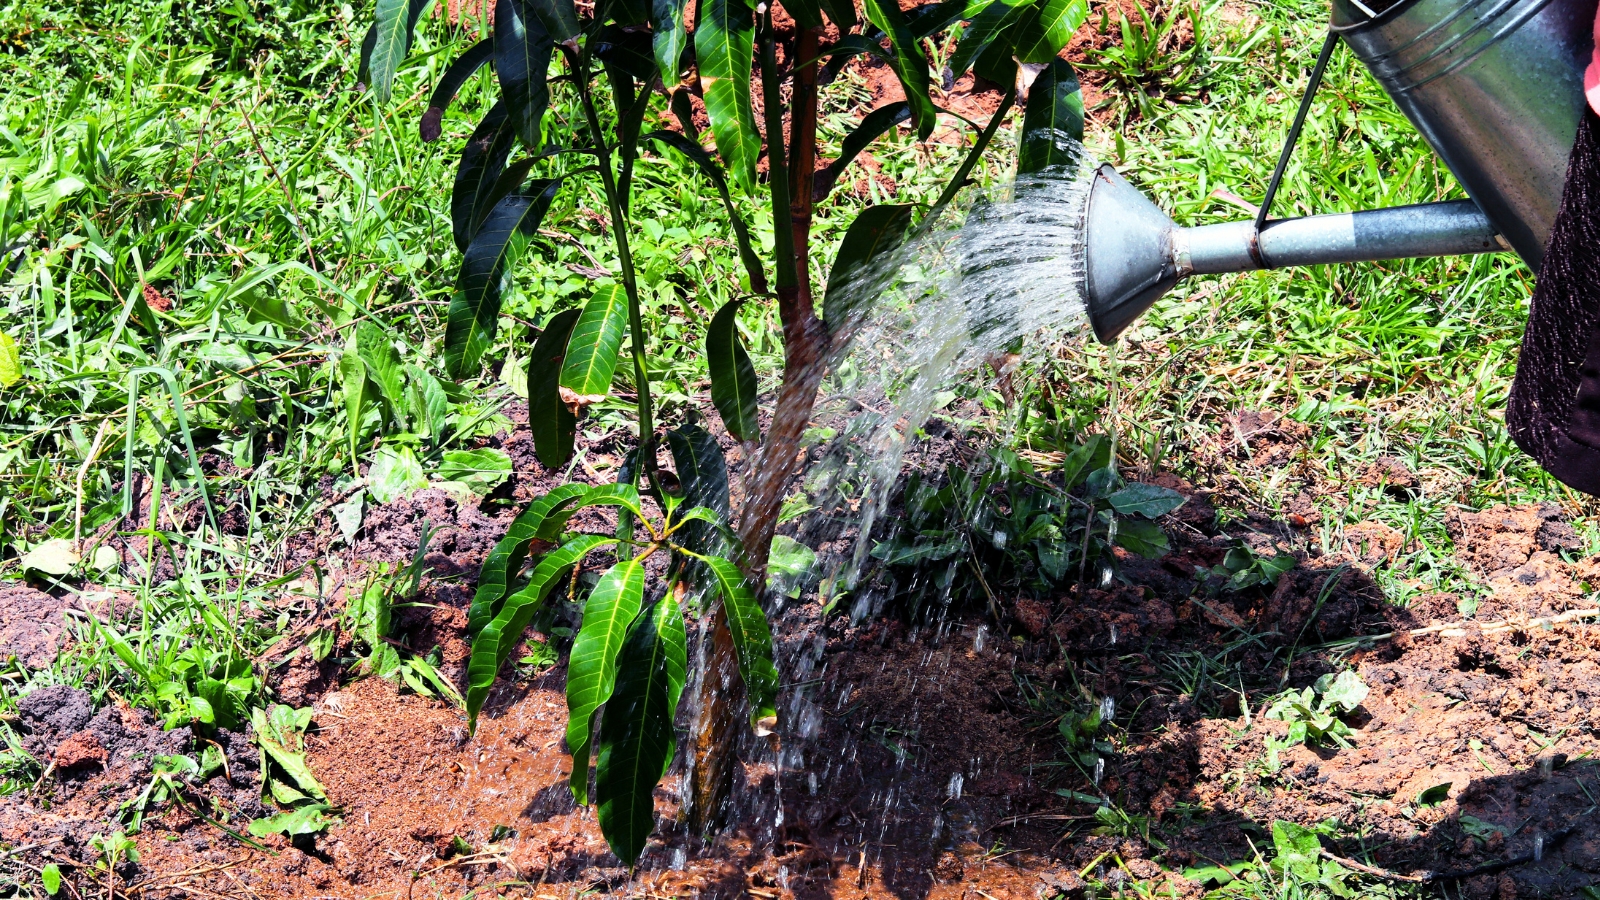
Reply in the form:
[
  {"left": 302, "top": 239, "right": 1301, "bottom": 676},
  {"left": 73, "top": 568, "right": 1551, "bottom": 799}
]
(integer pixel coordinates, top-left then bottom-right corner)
[
  {"left": 558, "top": 284, "right": 629, "bottom": 408},
  {"left": 652, "top": 0, "right": 689, "bottom": 87},
  {"left": 443, "top": 178, "right": 563, "bottom": 379},
  {"left": 566, "top": 557, "right": 646, "bottom": 805},
  {"left": 780, "top": 0, "right": 824, "bottom": 30},
  {"left": 1106, "top": 482, "right": 1185, "bottom": 518},
  {"left": 339, "top": 351, "right": 368, "bottom": 465},
  {"left": 705, "top": 299, "right": 759, "bottom": 442},
  {"left": 704, "top": 556, "right": 779, "bottom": 733},
  {"left": 438, "top": 448, "right": 514, "bottom": 493},
  {"left": 528, "top": 308, "right": 582, "bottom": 467},
  {"left": 468, "top": 483, "right": 589, "bottom": 635},
  {"left": 667, "top": 424, "right": 731, "bottom": 520},
  {"left": 451, "top": 102, "right": 515, "bottom": 253},
  {"left": 823, "top": 204, "right": 915, "bottom": 334},
  {"left": 1018, "top": 58, "right": 1084, "bottom": 174},
  {"left": 496, "top": 0, "right": 554, "bottom": 150},
  {"left": 466, "top": 535, "right": 615, "bottom": 729},
  {"left": 367, "top": 0, "right": 415, "bottom": 103},
  {"left": 469, "top": 157, "right": 540, "bottom": 241},
  {"left": 356, "top": 321, "right": 407, "bottom": 412},
  {"left": 573, "top": 482, "right": 649, "bottom": 520},
  {"left": 524, "top": 0, "right": 580, "bottom": 43},
  {"left": 594, "top": 595, "right": 686, "bottom": 866},
  {"left": 422, "top": 39, "right": 495, "bottom": 142},
  {"left": 1013, "top": 0, "right": 1087, "bottom": 63},
  {"left": 817, "top": 0, "right": 856, "bottom": 29},
  {"left": 696, "top": 0, "right": 760, "bottom": 192},
  {"left": 641, "top": 131, "right": 767, "bottom": 292},
  {"left": 247, "top": 803, "right": 336, "bottom": 838},
  {"left": 1113, "top": 518, "right": 1169, "bottom": 558},
  {"left": 861, "top": 0, "right": 936, "bottom": 140},
  {"left": 812, "top": 102, "right": 910, "bottom": 201}
]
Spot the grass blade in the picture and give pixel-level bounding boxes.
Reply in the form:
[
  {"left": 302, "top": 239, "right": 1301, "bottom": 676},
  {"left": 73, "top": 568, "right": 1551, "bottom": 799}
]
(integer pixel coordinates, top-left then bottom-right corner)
[
  {"left": 705, "top": 299, "right": 759, "bottom": 441},
  {"left": 566, "top": 557, "right": 646, "bottom": 805}
]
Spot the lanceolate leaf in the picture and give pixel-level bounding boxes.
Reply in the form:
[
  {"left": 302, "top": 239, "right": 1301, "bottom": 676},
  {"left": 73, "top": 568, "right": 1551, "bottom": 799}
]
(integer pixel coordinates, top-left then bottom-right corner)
[
  {"left": 823, "top": 204, "right": 915, "bottom": 333},
  {"left": 595, "top": 595, "right": 686, "bottom": 866},
  {"left": 573, "top": 482, "right": 648, "bottom": 521},
  {"left": 558, "top": 285, "right": 629, "bottom": 406},
  {"left": 496, "top": 0, "right": 555, "bottom": 150},
  {"left": 405, "top": 364, "right": 451, "bottom": 441},
  {"left": 705, "top": 300, "right": 759, "bottom": 442},
  {"left": 366, "top": 0, "right": 432, "bottom": 103},
  {"left": 467, "top": 482, "right": 588, "bottom": 636},
  {"left": 339, "top": 350, "right": 368, "bottom": 466},
  {"left": 641, "top": 131, "right": 767, "bottom": 292},
  {"left": 443, "top": 178, "right": 563, "bottom": 379},
  {"left": 451, "top": 103, "right": 515, "bottom": 252},
  {"left": 422, "top": 39, "right": 494, "bottom": 142},
  {"left": 566, "top": 558, "right": 646, "bottom": 805},
  {"left": 705, "top": 556, "right": 779, "bottom": 732},
  {"left": 471, "top": 157, "right": 541, "bottom": 250},
  {"left": 356, "top": 321, "right": 406, "bottom": 412},
  {"left": 948, "top": 0, "right": 1028, "bottom": 78},
  {"left": 651, "top": 0, "right": 688, "bottom": 87},
  {"left": 667, "top": 424, "right": 731, "bottom": 519},
  {"left": 861, "top": 0, "right": 936, "bottom": 140},
  {"left": 529, "top": 308, "right": 581, "bottom": 467},
  {"left": 525, "top": 0, "right": 580, "bottom": 44},
  {"left": 696, "top": 0, "right": 760, "bottom": 192},
  {"left": 1013, "top": 0, "right": 1088, "bottom": 64},
  {"left": 812, "top": 101, "right": 909, "bottom": 201},
  {"left": 1018, "top": 58, "right": 1084, "bottom": 174},
  {"left": 466, "top": 534, "right": 615, "bottom": 730}
]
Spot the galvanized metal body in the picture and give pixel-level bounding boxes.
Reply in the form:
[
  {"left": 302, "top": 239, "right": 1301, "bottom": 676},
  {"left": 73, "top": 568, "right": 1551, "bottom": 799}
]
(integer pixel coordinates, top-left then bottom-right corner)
[{"left": 1331, "top": 0, "right": 1595, "bottom": 270}]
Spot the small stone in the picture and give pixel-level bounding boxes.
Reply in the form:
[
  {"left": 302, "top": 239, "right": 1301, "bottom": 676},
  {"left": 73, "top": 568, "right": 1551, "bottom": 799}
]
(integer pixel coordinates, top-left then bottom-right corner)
[{"left": 54, "top": 730, "right": 108, "bottom": 770}]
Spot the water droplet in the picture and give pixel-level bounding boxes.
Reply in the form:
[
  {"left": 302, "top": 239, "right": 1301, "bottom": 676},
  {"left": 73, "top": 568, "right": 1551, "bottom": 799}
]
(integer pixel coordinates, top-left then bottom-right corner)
[{"left": 947, "top": 773, "right": 964, "bottom": 800}]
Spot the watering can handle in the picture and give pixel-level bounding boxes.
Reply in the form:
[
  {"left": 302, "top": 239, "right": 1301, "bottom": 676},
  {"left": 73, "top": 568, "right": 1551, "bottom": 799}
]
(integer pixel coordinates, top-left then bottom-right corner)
[{"left": 1253, "top": 31, "right": 1342, "bottom": 265}]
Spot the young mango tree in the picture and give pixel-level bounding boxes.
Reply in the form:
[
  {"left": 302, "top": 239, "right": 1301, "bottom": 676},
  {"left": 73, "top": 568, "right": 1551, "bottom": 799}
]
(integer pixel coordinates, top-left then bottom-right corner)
[{"left": 359, "top": 0, "right": 1087, "bottom": 865}]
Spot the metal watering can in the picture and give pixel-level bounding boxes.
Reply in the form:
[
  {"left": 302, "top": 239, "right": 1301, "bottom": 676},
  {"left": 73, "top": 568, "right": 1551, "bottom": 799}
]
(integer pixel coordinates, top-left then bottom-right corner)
[{"left": 1082, "top": 0, "right": 1596, "bottom": 343}]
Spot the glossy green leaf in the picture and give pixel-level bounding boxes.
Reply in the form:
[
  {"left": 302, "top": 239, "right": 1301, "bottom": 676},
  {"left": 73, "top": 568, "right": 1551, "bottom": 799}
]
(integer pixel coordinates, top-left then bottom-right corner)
[
  {"left": 768, "top": 535, "right": 817, "bottom": 599},
  {"left": 861, "top": 0, "right": 936, "bottom": 140},
  {"left": 1018, "top": 58, "right": 1083, "bottom": 174},
  {"left": 369, "top": 446, "right": 429, "bottom": 503},
  {"left": 574, "top": 482, "right": 647, "bottom": 520},
  {"left": 356, "top": 321, "right": 407, "bottom": 411},
  {"left": 667, "top": 424, "right": 730, "bottom": 520},
  {"left": 339, "top": 350, "right": 368, "bottom": 466},
  {"left": 705, "top": 556, "right": 779, "bottom": 732},
  {"left": 781, "top": 0, "right": 824, "bottom": 30},
  {"left": 40, "top": 863, "right": 60, "bottom": 895},
  {"left": 451, "top": 103, "right": 515, "bottom": 253},
  {"left": 1013, "top": 0, "right": 1087, "bottom": 63},
  {"left": 466, "top": 534, "right": 615, "bottom": 730},
  {"left": 595, "top": 595, "right": 686, "bottom": 866},
  {"left": 948, "top": 0, "right": 1028, "bottom": 78},
  {"left": 566, "top": 557, "right": 646, "bottom": 805},
  {"left": 651, "top": 0, "right": 688, "bottom": 86},
  {"left": 247, "top": 803, "right": 336, "bottom": 837},
  {"left": 558, "top": 284, "right": 629, "bottom": 405},
  {"left": 695, "top": 0, "right": 759, "bottom": 192},
  {"left": 706, "top": 299, "right": 759, "bottom": 441},
  {"left": 641, "top": 131, "right": 767, "bottom": 292},
  {"left": 817, "top": 0, "right": 856, "bottom": 29},
  {"left": 1056, "top": 434, "right": 1103, "bottom": 489},
  {"left": 823, "top": 204, "right": 915, "bottom": 333},
  {"left": 812, "top": 101, "right": 909, "bottom": 201},
  {"left": 468, "top": 483, "right": 589, "bottom": 635},
  {"left": 496, "top": 0, "right": 554, "bottom": 150},
  {"left": 524, "top": 0, "right": 580, "bottom": 44},
  {"left": 1106, "top": 482, "right": 1184, "bottom": 518},
  {"left": 422, "top": 39, "right": 494, "bottom": 142},
  {"left": 528, "top": 308, "right": 582, "bottom": 467},
  {"left": 444, "top": 178, "right": 563, "bottom": 380},
  {"left": 365, "top": 0, "right": 429, "bottom": 103}
]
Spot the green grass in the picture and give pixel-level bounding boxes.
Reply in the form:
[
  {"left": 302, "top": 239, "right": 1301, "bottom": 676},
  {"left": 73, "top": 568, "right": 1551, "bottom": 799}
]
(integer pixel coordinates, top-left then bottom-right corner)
[{"left": 0, "top": 0, "right": 1583, "bottom": 893}]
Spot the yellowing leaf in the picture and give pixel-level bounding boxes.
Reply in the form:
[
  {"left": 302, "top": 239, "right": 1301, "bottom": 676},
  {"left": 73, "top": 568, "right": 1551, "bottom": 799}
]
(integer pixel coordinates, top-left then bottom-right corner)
[{"left": 0, "top": 332, "right": 20, "bottom": 387}]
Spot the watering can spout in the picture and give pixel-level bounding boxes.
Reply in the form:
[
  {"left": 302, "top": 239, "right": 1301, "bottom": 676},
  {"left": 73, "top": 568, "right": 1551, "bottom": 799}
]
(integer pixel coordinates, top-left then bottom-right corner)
[{"left": 1080, "top": 164, "right": 1510, "bottom": 343}]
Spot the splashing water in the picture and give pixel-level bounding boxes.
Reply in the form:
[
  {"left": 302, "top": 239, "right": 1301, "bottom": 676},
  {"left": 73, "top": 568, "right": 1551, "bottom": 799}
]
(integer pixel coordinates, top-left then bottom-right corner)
[{"left": 791, "top": 153, "right": 1097, "bottom": 615}]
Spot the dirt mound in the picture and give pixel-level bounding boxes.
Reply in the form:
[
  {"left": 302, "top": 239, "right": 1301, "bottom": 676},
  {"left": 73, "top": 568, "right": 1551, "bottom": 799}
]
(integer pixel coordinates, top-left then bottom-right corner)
[{"left": 0, "top": 585, "right": 74, "bottom": 669}]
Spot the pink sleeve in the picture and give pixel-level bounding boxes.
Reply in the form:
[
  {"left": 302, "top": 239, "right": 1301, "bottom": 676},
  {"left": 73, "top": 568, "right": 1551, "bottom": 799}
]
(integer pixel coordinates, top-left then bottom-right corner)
[{"left": 1588, "top": 6, "right": 1600, "bottom": 116}]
